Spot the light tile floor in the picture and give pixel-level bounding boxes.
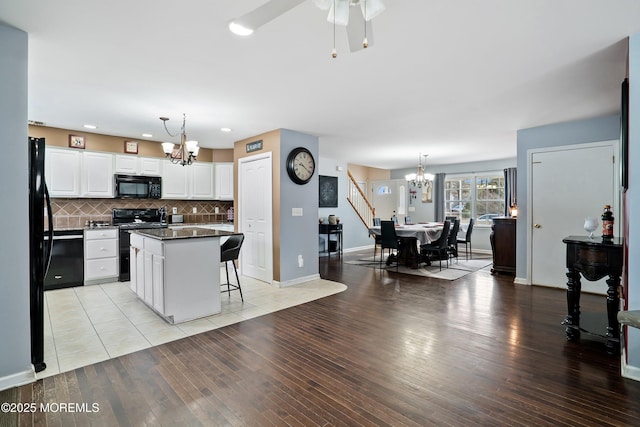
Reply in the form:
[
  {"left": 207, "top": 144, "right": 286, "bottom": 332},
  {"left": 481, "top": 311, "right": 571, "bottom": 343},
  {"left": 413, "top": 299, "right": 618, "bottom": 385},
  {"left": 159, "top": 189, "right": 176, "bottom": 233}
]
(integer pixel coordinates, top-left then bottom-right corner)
[{"left": 39, "top": 272, "right": 347, "bottom": 379}]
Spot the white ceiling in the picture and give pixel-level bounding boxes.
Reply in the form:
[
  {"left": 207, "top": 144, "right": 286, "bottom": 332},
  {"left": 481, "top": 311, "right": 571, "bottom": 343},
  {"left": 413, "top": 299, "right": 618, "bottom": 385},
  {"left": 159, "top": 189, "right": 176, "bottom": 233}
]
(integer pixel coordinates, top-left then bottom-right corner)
[{"left": 1, "top": 0, "right": 638, "bottom": 169}]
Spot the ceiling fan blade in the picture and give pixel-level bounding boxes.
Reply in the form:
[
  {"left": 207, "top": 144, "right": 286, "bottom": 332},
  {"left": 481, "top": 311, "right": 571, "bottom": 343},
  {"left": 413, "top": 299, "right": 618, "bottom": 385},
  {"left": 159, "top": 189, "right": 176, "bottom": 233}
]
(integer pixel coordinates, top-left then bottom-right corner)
[
  {"left": 230, "top": 0, "right": 306, "bottom": 34},
  {"left": 327, "top": 0, "right": 350, "bottom": 26},
  {"left": 360, "top": 0, "right": 385, "bottom": 21},
  {"left": 346, "top": 9, "right": 374, "bottom": 52}
]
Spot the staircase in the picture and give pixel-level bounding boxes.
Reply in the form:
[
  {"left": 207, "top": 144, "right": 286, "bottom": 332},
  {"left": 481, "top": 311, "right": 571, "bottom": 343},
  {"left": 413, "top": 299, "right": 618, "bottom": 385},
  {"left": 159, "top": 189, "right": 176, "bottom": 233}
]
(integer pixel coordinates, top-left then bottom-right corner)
[{"left": 347, "top": 170, "right": 375, "bottom": 229}]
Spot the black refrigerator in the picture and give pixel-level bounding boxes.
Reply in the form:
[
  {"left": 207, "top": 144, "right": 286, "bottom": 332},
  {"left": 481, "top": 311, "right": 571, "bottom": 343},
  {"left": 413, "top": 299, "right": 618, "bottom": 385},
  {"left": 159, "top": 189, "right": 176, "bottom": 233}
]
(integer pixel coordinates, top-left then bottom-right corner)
[{"left": 29, "top": 137, "right": 53, "bottom": 373}]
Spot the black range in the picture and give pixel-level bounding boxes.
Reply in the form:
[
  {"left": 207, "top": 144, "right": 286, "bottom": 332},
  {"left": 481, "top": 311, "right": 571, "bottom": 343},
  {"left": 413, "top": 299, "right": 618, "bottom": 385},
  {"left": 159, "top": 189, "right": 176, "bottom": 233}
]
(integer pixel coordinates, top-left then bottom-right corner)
[{"left": 113, "top": 208, "right": 167, "bottom": 281}]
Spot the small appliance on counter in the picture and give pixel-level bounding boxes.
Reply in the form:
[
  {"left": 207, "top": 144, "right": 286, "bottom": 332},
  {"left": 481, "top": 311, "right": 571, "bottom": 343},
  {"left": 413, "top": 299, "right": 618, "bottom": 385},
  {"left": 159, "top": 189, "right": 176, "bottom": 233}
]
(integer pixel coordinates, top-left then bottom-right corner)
[{"left": 168, "top": 214, "right": 184, "bottom": 224}]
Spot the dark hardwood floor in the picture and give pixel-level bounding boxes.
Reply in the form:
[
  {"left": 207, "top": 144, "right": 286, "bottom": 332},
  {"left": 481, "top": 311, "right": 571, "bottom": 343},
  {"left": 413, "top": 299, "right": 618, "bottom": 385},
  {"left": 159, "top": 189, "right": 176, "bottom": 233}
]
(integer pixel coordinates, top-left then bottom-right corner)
[{"left": 3, "top": 251, "right": 640, "bottom": 426}]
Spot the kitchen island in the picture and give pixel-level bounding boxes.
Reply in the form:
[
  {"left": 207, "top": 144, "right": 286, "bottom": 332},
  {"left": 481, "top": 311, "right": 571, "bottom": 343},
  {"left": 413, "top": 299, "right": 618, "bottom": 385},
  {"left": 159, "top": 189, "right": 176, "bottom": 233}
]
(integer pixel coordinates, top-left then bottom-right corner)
[{"left": 129, "top": 227, "right": 238, "bottom": 324}]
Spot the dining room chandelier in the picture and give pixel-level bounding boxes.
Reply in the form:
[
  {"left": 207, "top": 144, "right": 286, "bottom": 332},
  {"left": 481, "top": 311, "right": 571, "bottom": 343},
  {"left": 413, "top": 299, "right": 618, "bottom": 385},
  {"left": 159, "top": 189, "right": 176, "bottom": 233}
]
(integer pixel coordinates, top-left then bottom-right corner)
[
  {"left": 160, "top": 113, "right": 199, "bottom": 166},
  {"left": 405, "top": 153, "right": 432, "bottom": 188}
]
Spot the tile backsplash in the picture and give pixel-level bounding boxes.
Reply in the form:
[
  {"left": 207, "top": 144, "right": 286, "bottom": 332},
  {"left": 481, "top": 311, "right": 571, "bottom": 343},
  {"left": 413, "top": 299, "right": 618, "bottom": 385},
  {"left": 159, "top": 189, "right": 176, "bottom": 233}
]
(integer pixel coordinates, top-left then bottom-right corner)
[{"left": 50, "top": 199, "right": 233, "bottom": 229}]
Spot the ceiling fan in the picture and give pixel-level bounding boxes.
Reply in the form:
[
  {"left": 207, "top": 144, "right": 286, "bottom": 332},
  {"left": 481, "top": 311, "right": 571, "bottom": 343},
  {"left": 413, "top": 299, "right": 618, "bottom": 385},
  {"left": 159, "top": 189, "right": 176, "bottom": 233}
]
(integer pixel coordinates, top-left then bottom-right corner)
[{"left": 229, "top": 0, "right": 386, "bottom": 54}]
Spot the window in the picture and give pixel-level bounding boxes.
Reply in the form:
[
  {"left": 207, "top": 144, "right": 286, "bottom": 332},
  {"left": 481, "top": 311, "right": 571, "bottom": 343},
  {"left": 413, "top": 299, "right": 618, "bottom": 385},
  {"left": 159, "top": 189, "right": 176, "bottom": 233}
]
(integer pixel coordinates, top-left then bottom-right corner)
[{"left": 444, "top": 172, "right": 505, "bottom": 225}]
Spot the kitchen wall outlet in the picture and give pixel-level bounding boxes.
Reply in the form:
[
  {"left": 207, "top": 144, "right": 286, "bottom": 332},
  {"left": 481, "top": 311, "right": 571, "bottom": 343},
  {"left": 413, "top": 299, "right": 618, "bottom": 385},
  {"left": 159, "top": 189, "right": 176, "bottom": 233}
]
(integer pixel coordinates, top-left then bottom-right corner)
[
  {"left": 408, "top": 206, "right": 416, "bottom": 212},
  {"left": 298, "top": 255, "right": 304, "bottom": 268},
  {"left": 172, "top": 207, "right": 177, "bottom": 214},
  {"left": 192, "top": 207, "right": 197, "bottom": 213}
]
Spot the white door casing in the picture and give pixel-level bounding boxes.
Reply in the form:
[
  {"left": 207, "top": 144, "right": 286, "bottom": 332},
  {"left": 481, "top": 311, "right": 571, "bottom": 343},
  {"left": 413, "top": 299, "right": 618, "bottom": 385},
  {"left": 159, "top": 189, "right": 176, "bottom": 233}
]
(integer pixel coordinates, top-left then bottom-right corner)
[
  {"left": 238, "top": 153, "right": 273, "bottom": 283},
  {"left": 528, "top": 141, "right": 619, "bottom": 294}
]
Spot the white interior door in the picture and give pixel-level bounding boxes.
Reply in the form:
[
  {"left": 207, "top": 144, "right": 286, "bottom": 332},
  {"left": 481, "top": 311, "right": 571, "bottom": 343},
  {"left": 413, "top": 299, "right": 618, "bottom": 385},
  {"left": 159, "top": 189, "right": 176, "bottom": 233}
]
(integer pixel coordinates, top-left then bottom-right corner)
[
  {"left": 530, "top": 142, "right": 618, "bottom": 294},
  {"left": 239, "top": 153, "right": 273, "bottom": 283},
  {"left": 371, "top": 179, "right": 405, "bottom": 222}
]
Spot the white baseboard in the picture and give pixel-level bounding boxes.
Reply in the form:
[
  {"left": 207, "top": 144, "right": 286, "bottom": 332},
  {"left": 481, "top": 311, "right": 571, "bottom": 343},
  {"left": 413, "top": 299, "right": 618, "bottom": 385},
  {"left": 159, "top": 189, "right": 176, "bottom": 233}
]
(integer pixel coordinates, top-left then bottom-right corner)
[
  {"left": 343, "top": 245, "right": 374, "bottom": 253},
  {"left": 514, "top": 277, "right": 529, "bottom": 285},
  {"left": 621, "top": 358, "right": 640, "bottom": 382},
  {"left": 0, "top": 367, "right": 35, "bottom": 392},
  {"left": 272, "top": 273, "right": 321, "bottom": 288}
]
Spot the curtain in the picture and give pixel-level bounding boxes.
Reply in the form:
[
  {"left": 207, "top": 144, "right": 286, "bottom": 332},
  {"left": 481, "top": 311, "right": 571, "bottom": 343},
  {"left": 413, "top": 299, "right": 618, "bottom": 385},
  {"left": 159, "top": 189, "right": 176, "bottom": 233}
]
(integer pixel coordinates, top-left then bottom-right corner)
[
  {"left": 504, "top": 167, "right": 517, "bottom": 216},
  {"left": 433, "top": 172, "right": 446, "bottom": 222}
]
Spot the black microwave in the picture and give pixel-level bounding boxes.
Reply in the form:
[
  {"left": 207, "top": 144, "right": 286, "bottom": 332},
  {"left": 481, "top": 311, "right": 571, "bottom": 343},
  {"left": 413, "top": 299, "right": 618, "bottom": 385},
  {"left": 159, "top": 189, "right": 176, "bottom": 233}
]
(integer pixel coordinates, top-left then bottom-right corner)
[{"left": 114, "top": 174, "right": 162, "bottom": 199}]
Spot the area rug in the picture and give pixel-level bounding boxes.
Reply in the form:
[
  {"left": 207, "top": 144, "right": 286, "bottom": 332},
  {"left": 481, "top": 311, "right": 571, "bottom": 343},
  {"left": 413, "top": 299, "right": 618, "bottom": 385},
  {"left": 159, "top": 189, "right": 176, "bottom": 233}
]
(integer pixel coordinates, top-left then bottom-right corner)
[{"left": 345, "top": 256, "right": 493, "bottom": 280}]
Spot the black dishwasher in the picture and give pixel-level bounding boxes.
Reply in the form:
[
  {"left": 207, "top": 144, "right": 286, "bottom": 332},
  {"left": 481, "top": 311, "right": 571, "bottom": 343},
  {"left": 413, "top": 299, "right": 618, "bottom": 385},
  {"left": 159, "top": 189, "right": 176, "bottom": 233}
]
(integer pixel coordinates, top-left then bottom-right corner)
[{"left": 44, "top": 229, "right": 84, "bottom": 290}]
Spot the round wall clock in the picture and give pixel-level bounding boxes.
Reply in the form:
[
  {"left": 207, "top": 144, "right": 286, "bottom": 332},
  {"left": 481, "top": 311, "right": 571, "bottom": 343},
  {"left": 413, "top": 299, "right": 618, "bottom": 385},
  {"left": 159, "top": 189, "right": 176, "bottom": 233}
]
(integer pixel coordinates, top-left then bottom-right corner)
[{"left": 286, "top": 147, "right": 315, "bottom": 185}]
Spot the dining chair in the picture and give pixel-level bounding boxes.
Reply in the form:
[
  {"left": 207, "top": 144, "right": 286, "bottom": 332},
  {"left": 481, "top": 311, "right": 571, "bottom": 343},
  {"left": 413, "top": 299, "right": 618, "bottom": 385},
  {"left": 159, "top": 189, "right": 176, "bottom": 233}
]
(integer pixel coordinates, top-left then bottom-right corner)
[
  {"left": 420, "top": 220, "right": 451, "bottom": 270},
  {"left": 445, "top": 216, "right": 457, "bottom": 222},
  {"left": 447, "top": 218, "right": 460, "bottom": 263},
  {"left": 457, "top": 218, "right": 475, "bottom": 260},
  {"left": 220, "top": 233, "right": 245, "bottom": 302},
  {"left": 372, "top": 217, "right": 382, "bottom": 261},
  {"left": 380, "top": 220, "right": 400, "bottom": 271}
]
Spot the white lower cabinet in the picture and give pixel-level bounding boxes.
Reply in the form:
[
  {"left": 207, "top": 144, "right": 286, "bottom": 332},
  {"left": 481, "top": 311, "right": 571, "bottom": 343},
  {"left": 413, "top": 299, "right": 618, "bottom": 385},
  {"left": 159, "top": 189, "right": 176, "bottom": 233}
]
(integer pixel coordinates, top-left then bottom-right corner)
[
  {"left": 84, "top": 228, "right": 119, "bottom": 285},
  {"left": 152, "top": 253, "right": 165, "bottom": 313},
  {"left": 130, "top": 233, "right": 145, "bottom": 297},
  {"left": 128, "top": 233, "right": 222, "bottom": 323}
]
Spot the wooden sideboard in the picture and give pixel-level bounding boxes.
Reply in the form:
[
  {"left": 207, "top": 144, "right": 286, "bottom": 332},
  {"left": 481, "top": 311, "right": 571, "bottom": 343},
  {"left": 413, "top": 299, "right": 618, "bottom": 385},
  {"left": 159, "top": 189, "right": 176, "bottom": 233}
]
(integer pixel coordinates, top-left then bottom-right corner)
[{"left": 490, "top": 217, "right": 516, "bottom": 275}]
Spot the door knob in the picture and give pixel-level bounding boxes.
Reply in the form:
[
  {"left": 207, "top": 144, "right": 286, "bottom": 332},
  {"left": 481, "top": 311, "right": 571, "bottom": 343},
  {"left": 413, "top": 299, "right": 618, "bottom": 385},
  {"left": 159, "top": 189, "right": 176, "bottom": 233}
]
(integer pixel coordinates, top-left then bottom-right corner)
[{"left": 534, "top": 224, "right": 541, "bottom": 229}]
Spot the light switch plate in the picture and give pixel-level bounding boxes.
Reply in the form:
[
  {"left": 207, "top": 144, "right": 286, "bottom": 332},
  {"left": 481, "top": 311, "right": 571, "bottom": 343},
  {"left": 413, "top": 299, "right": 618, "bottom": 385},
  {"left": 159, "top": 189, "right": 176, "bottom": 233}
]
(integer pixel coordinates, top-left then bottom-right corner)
[{"left": 292, "top": 208, "right": 303, "bottom": 216}]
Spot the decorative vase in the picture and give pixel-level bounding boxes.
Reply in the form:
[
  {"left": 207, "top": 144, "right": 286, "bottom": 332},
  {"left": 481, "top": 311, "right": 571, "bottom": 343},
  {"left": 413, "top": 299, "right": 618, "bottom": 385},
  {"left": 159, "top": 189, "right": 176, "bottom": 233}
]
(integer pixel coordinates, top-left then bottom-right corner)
[
  {"left": 328, "top": 215, "right": 337, "bottom": 225},
  {"left": 584, "top": 216, "right": 598, "bottom": 238}
]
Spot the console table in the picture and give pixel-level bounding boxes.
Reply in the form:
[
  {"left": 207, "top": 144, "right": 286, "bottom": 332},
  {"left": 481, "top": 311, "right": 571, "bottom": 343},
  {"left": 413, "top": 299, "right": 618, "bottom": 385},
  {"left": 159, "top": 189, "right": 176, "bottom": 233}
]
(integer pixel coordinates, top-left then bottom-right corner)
[
  {"left": 319, "top": 223, "right": 342, "bottom": 256},
  {"left": 562, "top": 235, "right": 623, "bottom": 355}
]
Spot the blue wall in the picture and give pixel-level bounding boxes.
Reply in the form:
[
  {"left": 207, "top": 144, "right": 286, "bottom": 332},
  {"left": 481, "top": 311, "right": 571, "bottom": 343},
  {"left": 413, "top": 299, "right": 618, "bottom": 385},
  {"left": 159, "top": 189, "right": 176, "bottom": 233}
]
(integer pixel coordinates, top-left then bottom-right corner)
[
  {"left": 515, "top": 114, "right": 621, "bottom": 280},
  {"left": 279, "top": 129, "right": 320, "bottom": 283},
  {"left": 0, "top": 24, "right": 32, "bottom": 389}
]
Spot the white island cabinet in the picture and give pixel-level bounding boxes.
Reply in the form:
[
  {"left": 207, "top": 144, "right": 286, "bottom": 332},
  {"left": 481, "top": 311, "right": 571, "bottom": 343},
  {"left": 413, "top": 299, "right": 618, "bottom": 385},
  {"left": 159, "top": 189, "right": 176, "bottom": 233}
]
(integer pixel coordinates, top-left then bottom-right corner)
[{"left": 129, "top": 227, "right": 236, "bottom": 324}]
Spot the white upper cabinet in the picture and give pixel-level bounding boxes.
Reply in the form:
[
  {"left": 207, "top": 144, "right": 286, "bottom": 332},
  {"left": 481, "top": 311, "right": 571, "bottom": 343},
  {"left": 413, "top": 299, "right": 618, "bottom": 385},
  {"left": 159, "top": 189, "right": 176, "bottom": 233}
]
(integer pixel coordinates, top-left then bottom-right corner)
[
  {"left": 191, "top": 162, "right": 214, "bottom": 200},
  {"left": 114, "top": 154, "right": 137, "bottom": 174},
  {"left": 162, "top": 160, "right": 214, "bottom": 200},
  {"left": 214, "top": 163, "right": 234, "bottom": 200},
  {"left": 45, "top": 147, "right": 81, "bottom": 197},
  {"left": 139, "top": 157, "right": 162, "bottom": 176},
  {"left": 82, "top": 151, "right": 114, "bottom": 197},
  {"left": 115, "top": 154, "right": 162, "bottom": 176},
  {"left": 162, "top": 160, "right": 189, "bottom": 199}
]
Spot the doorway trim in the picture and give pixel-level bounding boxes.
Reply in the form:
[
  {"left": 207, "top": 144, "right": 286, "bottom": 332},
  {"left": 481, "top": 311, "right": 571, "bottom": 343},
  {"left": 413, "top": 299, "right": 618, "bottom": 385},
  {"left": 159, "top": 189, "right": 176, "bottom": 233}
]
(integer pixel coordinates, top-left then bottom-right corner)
[
  {"left": 525, "top": 139, "right": 619, "bottom": 285},
  {"left": 238, "top": 151, "right": 274, "bottom": 284}
]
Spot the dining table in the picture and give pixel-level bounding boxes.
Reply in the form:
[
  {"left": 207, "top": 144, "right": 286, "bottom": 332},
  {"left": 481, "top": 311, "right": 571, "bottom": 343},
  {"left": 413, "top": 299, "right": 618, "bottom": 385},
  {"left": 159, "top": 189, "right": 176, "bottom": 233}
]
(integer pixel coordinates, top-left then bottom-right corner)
[{"left": 369, "top": 223, "right": 444, "bottom": 268}]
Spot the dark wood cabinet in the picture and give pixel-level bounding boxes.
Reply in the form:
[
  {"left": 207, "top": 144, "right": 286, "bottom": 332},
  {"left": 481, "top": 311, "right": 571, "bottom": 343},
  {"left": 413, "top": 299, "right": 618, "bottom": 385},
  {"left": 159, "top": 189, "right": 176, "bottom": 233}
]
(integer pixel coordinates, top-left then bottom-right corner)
[
  {"left": 490, "top": 217, "right": 516, "bottom": 275},
  {"left": 562, "top": 236, "right": 623, "bottom": 355}
]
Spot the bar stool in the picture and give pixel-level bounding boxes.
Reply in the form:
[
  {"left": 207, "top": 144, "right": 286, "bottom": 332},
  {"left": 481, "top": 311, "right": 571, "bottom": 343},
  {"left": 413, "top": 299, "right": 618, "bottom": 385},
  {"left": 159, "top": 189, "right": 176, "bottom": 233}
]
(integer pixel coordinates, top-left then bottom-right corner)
[{"left": 221, "top": 234, "right": 245, "bottom": 302}]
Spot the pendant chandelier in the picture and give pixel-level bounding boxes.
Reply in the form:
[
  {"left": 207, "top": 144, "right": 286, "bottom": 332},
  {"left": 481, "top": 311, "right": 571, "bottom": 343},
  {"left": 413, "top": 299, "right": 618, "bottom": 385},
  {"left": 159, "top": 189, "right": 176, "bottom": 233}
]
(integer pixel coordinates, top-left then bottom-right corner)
[
  {"left": 405, "top": 153, "right": 432, "bottom": 188},
  {"left": 160, "top": 114, "right": 199, "bottom": 166}
]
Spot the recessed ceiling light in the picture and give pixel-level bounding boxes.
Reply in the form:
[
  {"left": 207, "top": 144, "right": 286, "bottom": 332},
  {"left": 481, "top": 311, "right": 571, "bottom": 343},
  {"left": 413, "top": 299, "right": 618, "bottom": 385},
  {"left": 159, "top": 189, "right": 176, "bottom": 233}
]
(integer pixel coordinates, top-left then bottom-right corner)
[
  {"left": 83, "top": 124, "right": 97, "bottom": 129},
  {"left": 142, "top": 133, "right": 152, "bottom": 138},
  {"left": 220, "top": 127, "right": 232, "bottom": 133}
]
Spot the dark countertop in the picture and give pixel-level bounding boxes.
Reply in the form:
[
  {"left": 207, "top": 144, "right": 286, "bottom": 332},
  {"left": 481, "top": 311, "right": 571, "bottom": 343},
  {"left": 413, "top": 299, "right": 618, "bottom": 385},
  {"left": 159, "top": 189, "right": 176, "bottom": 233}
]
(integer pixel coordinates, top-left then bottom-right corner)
[{"left": 131, "top": 227, "right": 238, "bottom": 241}]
